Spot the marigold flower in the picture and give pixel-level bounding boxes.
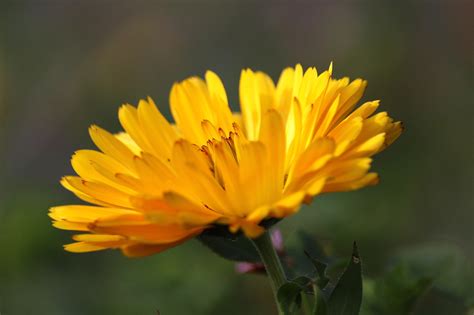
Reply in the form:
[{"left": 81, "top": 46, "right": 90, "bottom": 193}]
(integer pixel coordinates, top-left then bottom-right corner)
[{"left": 49, "top": 64, "right": 402, "bottom": 257}]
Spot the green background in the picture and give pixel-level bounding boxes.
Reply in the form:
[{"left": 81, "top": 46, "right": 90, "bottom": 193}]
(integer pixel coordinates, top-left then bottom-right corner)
[{"left": 1, "top": 1, "right": 472, "bottom": 314}]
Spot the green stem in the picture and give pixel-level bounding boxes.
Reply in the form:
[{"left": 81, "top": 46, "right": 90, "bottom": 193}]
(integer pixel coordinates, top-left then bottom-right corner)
[
  {"left": 251, "top": 230, "right": 287, "bottom": 315},
  {"left": 301, "top": 292, "right": 312, "bottom": 315}
]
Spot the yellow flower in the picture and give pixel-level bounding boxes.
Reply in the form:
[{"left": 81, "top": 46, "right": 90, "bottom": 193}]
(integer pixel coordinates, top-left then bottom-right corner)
[{"left": 49, "top": 64, "right": 402, "bottom": 257}]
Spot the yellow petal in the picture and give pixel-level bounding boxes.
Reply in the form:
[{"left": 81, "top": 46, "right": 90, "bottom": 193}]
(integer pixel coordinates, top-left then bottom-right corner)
[
  {"left": 344, "top": 133, "right": 386, "bottom": 158},
  {"left": 49, "top": 205, "right": 137, "bottom": 223},
  {"left": 71, "top": 150, "right": 137, "bottom": 193},
  {"left": 259, "top": 109, "right": 286, "bottom": 197},
  {"left": 331, "top": 79, "right": 367, "bottom": 125},
  {"left": 292, "top": 137, "right": 335, "bottom": 178},
  {"left": 137, "top": 97, "right": 179, "bottom": 159},
  {"left": 273, "top": 191, "right": 305, "bottom": 216},
  {"left": 72, "top": 234, "right": 126, "bottom": 243},
  {"left": 60, "top": 177, "right": 116, "bottom": 207},
  {"left": 241, "top": 223, "right": 265, "bottom": 238},
  {"left": 238, "top": 141, "right": 269, "bottom": 212},
  {"left": 384, "top": 121, "right": 403, "bottom": 149},
  {"left": 132, "top": 191, "right": 221, "bottom": 226},
  {"left": 52, "top": 221, "right": 89, "bottom": 231},
  {"left": 315, "top": 95, "right": 340, "bottom": 138},
  {"left": 171, "top": 76, "right": 232, "bottom": 145},
  {"left": 89, "top": 125, "right": 136, "bottom": 170},
  {"left": 64, "top": 242, "right": 111, "bottom": 253},
  {"left": 67, "top": 234, "right": 129, "bottom": 252},
  {"left": 205, "top": 71, "right": 234, "bottom": 131},
  {"left": 61, "top": 176, "right": 134, "bottom": 209},
  {"left": 171, "top": 140, "right": 232, "bottom": 214},
  {"left": 246, "top": 205, "right": 271, "bottom": 222},
  {"left": 323, "top": 158, "right": 372, "bottom": 185},
  {"left": 115, "top": 132, "right": 142, "bottom": 155},
  {"left": 346, "top": 101, "right": 379, "bottom": 120},
  {"left": 239, "top": 69, "right": 261, "bottom": 140},
  {"left": 205, "top": 71, "right": 228, "bottom": 104},
  {"left": 91, "top": 213, "right": 203, "bottom": 244},
  {"left": 121, "top": 235, "right": 197, "bottom": 257},
  {"left": 118, "top": 104, "right": 152, "bottom": 154},
  {"left": 324, "top": 172, "right": 379, "bottom": 192}
]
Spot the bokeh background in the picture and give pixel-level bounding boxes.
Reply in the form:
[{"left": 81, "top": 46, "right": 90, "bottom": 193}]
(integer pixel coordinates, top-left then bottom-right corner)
[{"left": 1, "top": 1, "right": 472, "bottom": 314}]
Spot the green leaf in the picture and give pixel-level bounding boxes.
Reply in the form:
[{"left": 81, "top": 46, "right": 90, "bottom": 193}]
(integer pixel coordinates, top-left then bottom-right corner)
[
  {"left": 197, "top": 227, "right": 260, "bottom": 262},
  {"left": 299, "top": 231, "right": 328, "bottom": 260},
  {"left": 394, "top": 243, "right": 474, "bottom": 304},
  {"left": 326, "top": 242, "right": 363, "bottom": 315},
  {"left": 288, "top": 231, "right": 332, "bottom": 280},
  {"left": 277, "top": 276, "right": 313, "bottom": 315},
  {"left": 362, "top": 264, "right": 432, "bottom": 315},
  {"left": 305, "top": 250, "right": 330, "bottom": 289},
  {"left": 313, "top": 284, "right": 328, "bottom": 315}
]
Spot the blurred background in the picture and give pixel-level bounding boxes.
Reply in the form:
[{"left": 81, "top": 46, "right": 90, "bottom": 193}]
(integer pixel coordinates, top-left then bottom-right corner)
[{"left": 1, "top": 1, "right": 472, "bottom": 314}]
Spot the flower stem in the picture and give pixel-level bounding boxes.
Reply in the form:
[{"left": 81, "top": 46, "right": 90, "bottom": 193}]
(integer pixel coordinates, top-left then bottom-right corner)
[{"left": 251, "top": 230, "right": 287, "bottom": 315}]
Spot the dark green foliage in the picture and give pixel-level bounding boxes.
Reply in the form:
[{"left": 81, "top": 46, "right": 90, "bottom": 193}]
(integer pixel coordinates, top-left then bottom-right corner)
[
  {"left": 325, "top": 243, "right": 363, "bottom": 315},
  {"left": 199, "top": 227, "right": 473, "bottom": 315},
  {"left": 394, "top": 244, "right": 474, "bottom": 306},
  {"left": 360, "top": 243, "right": 474, "bottom": 315},
  {"left": 197, "top": 227, "right": 261, "bottom": 263},
  {"left": 362, "top": 264, "right": 432, "bottom": 315},
  {"left": 299, "top": 232, "right": 328, "bottom": 262},
  {"left": 277, "top": 242, "right": 364, "bottom": 315},
  {"left": 277, "top": 276, "right": 313, "bottom": 314},
  {"left": 304, "top": 250, "right": 330, "bottom": 289},
  {"left": 287, "top": 231, "right": 332, "bottom": 278}
]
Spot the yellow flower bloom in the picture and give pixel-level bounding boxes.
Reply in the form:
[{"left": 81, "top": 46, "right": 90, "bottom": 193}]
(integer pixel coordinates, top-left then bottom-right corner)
[{"left": 50, "top": 64, "right": 402, "bottom": 257}]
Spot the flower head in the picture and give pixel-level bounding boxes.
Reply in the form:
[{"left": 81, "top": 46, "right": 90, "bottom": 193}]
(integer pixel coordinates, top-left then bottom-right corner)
[{"left": 50, "top": 64, "right": 402, "bottom": 257}]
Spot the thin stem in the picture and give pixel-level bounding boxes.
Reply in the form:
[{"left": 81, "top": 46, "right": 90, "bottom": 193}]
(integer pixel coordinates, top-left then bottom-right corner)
[
  {"left": 301, "top": 292, "right": 312, "bottom": 315},
  {"left": 251, "top": 230, "right": 287, "bottom": 315}
]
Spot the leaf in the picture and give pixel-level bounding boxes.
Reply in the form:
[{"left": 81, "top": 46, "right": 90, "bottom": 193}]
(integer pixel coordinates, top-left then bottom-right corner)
[
  {"left": 197, "top": 227, "right": 260, "bottom": 262},
  {"left": 313, "top": 283, "right": 328, "bottom": 315},
  {"left": 326, "top": 242, "right": 363, "bottom": 315},
  {"left": 278, "top": 276, "right": 313, "bottom": 315},
  {"left": 305, "top": 250, "right": 330, "bottom": 289},
  {"left": 368, "top": 264, "right": 432, "bottom": 315},
  {"left": 394, "top": 243, "right": 474, "bottom": 304},
  {"left": 288, "top": 231, "right": 331, "bottom": 278},
  {"left": 299, "top": 231, "right": 328, "bottom": 260}
]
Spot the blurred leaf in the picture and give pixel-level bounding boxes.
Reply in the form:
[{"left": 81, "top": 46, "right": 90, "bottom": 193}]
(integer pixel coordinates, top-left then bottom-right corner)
[
  {"left": 277, "top": 276, "right": 313, "bottom": 315},
  {"left": 304, "top": 250, "right": 330, "bottom": 315},
  {"left": 362, "top": 264, "right": 432, "bottom": 315},
  {"left": 394, "top": 243, "right": 474, "bottom": 305},
  {"left": 288, "top": 231, "right": 332, "bottom": 278},
  {"left": 414, "top": 287, "right": 468, "bottom": 315},
  {"left": 313, "top": 284, "right": 328, "bottom": 315},
  {"left": 299, "top": 231, "right": 328, "bottom": 261},
  {"left": 326, "top": 243, "right": 363, "bottom": 315},
  {"left": 197, "top": 228, "right": 260, "bottom": 263},
  {"left": 361, "top": 242, "right": 474, "bottom": 315},
  {"left": 305, "top": 250, "right": 330, "bottom": 289}
]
